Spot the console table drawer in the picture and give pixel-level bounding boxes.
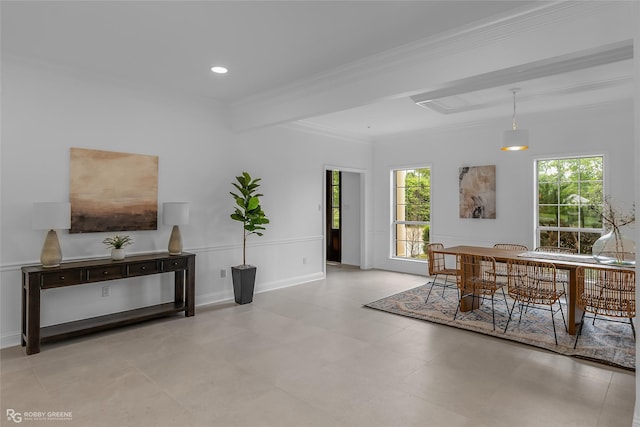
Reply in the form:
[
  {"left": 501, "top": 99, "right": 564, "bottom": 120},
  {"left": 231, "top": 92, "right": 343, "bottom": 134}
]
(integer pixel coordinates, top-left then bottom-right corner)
[
  {"left": 128, "top": 261, "right": 159, "bottom": 276},
  {"left": 86, "top": 265, "right": 124, "bottom": 282},
  {"left": 41, "top": 271, "right": 83, "bottom": 288},
  {"left": 162, "top": 258, "right": 188, "bottom": 271}
]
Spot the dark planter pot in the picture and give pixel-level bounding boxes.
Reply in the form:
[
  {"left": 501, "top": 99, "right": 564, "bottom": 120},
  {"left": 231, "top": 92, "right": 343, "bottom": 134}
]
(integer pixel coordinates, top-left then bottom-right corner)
[{"left": 231, "top": 265, "right": 256, "bottom": 304}]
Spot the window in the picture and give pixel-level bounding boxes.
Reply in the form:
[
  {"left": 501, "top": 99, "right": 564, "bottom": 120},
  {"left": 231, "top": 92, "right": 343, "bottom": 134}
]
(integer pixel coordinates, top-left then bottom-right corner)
[
  {"left": 330, "top": 170, "right": 340, "bottom": 230},
  {"left": 536, "top": 156, "right": 603, "bottom": 253},
  {"left": 393, "top": 168, "right": 431, "bottom": 260}
]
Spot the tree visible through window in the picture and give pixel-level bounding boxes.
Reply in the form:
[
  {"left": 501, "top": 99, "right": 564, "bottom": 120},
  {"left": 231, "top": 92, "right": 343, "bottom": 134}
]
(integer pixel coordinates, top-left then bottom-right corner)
[
  {"left": 393, "top": 168, "right": 431, "bottom": 260},
  {"left": 536, "top": 156, "right": 603, "bottom": 253}
]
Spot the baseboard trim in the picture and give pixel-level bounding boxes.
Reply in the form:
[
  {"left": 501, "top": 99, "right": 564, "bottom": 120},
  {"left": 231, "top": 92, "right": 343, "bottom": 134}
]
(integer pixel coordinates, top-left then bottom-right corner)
[{"left": 0, "top": 271, "right": 326, "bottom": 350}]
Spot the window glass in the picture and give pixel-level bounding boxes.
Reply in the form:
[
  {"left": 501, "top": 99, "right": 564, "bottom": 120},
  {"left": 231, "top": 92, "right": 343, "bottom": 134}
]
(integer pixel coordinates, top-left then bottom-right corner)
[
  {"left": 536, "top": 156, "right": 603, "bottom": 253},
  {"left": 393, "top": 168, "right": 431, "bottom": 260},
  {"left": 330, "top": 171, "right": 340, "bottom": 230}
]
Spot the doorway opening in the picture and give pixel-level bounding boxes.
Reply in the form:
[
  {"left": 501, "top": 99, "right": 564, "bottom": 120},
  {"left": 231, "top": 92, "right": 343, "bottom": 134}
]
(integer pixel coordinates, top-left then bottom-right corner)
[{"left": 326, "top": 170, "right": 341, "bottom": 263}]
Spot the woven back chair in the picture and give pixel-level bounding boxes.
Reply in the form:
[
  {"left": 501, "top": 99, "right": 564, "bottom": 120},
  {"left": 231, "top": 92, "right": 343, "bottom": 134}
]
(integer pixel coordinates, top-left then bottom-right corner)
[
  {"left": 574, "top": 266, "right": 636, "bottom": 348},
  {"left": 493, "top": 243, "right": 529, "bottom": 283},
  {"left": 535, "top": 246, "right": 577, "bottom": 254},
  {"left": 424, "top": 243, "right": 458, "bottom": 304},
  {"left": 454, "top": 254, "right": 507, "bottom": 330},
  {"left": 494, "top": 243, "right": 529, "bottom": 251},
  {"left": 534, "top": 246, "right": 576, "bottom": 294},
  {"left": 504, "top": 259, "right": 566, "bottom": 344}
]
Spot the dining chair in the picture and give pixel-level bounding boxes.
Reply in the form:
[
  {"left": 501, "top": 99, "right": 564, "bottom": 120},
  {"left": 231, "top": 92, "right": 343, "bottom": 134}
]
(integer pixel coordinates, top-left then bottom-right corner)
[
  {"left": 493, "top": 243, "right": 529, "bottom": 283},
  {"left": 574, "top": 265, "right": 636, "bottom": 349},
  {"left": 534, "top": 246, "right": 576, "bottom": 296},
  {"left": 535, "top": 246, "right": 577, "bottom": 254},
  {"left": 494, "top": 243, "right": 529, "bottom": 251},
  {"left": 454, "top": 253, "right": 507, "bottom": 330},
  {"left": 504, "top": 259, "right": 566, "bottom": 345},
  {"left": 424, "top": 243, "right": 458, "bottom": 304}
]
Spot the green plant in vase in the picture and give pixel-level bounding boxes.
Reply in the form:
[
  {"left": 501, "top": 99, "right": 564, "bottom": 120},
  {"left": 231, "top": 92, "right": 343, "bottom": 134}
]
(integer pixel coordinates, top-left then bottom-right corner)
[
  {"left": 229, "top": 171, "right": 269, "bottom": 304},
  {"left": 102, "top": 235, "right": 133, "bottom": 260}
]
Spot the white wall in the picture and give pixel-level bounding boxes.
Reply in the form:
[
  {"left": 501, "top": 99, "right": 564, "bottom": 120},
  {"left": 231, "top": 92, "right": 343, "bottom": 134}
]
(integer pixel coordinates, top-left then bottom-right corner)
[
  {"left": 0, "top": 58, "right": 372, "bottom": 348},
  {"left": 371, "top": 101, "right": 635, "bottom": 276},
  {"left": 341, "top": 171, "right": 361, "bottom": 266}
]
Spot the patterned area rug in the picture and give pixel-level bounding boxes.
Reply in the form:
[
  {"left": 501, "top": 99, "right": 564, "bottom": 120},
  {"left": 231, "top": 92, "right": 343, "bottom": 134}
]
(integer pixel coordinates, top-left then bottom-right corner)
[{"left": 365, "top": 283, "right": 635, "bottom": 370}]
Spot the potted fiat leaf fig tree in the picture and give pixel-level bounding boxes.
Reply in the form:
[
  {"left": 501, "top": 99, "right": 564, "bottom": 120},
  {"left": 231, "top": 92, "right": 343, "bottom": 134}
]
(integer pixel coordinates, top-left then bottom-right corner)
[{"left": 230, "top": 171, "right": 269, "bottom": 304}]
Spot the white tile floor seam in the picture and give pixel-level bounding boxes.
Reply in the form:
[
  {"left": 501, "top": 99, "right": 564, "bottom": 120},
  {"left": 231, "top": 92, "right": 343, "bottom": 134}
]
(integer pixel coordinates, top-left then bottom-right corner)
[{"left": 1, "top": 264, "right": 635, "bottom": 427}]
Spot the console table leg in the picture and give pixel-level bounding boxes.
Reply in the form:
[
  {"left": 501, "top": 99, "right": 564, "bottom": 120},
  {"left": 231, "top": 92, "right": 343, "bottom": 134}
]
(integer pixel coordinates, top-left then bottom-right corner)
[
  {"left": 185, "top": 256, "right": 195, "bottom": 316},
  {"left": 174, "top": 271, "right": 185, "bottom": 306},
  {"left": 25, "top": 274, "right": 41, "bottom": 355}
]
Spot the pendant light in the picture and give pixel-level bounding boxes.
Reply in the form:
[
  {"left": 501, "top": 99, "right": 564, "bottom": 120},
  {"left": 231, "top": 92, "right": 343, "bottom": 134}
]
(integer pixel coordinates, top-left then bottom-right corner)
[{"left": 501, "top": 89, "right": 529, "bottom": 151}]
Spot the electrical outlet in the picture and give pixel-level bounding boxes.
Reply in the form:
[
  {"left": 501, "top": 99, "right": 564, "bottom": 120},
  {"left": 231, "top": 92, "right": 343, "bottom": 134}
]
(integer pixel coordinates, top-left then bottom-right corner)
[
  {"left": 220, "top": 269, "right": 227, "bottom": 278},
  {"left": 101, "top": 286, "right": 110, "bottom": 297}
]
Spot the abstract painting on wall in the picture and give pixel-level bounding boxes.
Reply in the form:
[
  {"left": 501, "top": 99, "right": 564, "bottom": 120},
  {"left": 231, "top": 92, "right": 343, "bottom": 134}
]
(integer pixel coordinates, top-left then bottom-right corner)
[
  {"left": 70, "top": 148, "right": 158, "bottom": 233},
  {"left": 459, "top": 165, "right": 496, "bottom": 219}
]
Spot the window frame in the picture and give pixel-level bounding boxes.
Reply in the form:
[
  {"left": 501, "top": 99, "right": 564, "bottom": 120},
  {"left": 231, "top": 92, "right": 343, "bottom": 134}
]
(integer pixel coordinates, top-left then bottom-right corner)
[
  {"left": 534, "top": 154, "right": 605, "bottom": 253},
  {"left": 391, "top": 166, "right": 432, "bottom": 262}
]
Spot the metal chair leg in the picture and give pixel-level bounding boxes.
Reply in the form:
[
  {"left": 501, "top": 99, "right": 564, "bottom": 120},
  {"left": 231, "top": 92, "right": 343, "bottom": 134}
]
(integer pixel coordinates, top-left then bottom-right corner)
[
  {"left": 424, "top": 281, "right": 437, "bottom": 304},
  {"left": 504, "top": 299, "right": 518, "bottom": 333},
  {"left": 550, "top": 305, "right": 558, "bottom": 345},
  {"left": 490, "top": 295, "right": 496, "bottom": 330},
  {"left": 573, "top": 312, "right": 586, "bottom": 349},
  {"left": 441, "top": 276, "right": 449, "bottom": 298},
  {"left": 557, "top": 300, "right": 567, "bottom": 331}
]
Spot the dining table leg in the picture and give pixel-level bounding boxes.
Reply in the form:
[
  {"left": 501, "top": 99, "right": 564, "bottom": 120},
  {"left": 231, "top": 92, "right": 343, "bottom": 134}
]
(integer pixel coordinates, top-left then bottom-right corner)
[
  {"left": 458, "top": 255, "right": 482, "bottom": 312},
  {"left": 567, "top": 267, "right": 583, "bottom": 335}
]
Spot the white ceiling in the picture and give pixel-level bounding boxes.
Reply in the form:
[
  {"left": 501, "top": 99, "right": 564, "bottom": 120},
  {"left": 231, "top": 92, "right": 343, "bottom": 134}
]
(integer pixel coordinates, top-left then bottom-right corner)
[
  {"left": 1, "top": 1, "right": 633, "bottom": 138},
  {"left": 306, "top": 56, "right": 633, "bottom": 137}
]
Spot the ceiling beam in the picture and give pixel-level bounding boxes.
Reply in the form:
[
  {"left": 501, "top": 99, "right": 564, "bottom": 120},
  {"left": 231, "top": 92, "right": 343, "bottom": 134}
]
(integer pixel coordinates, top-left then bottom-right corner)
[{"left": 230, "top": 1, "right": 636, "bottom": 133}]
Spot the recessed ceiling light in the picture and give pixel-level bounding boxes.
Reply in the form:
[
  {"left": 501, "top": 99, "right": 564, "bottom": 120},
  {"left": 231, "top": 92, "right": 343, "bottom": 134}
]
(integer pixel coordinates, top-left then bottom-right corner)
[{"left": 210, "top": 66, "right": 228, "bottom": 74}]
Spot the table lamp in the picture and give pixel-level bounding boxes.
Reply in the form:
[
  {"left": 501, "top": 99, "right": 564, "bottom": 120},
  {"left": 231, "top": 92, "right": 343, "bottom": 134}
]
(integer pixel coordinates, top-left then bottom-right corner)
[
  {"left": 32, "top": 202, "right": 71, "bottom": 267},
  {"left": 163, "top": 202, "right": 189, "bottom": 255}
]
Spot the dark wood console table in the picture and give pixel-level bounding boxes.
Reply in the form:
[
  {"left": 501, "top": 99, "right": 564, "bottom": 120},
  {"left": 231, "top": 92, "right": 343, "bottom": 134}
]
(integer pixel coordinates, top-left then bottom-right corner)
[{"left": 21, "top": 252, "right": 195, "bottom": 354}]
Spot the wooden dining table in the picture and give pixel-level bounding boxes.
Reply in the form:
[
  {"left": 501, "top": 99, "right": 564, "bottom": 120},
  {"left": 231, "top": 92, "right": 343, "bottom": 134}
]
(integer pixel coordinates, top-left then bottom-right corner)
[{"left": 433, "top": 245, "right": 635, "bottom": 335}]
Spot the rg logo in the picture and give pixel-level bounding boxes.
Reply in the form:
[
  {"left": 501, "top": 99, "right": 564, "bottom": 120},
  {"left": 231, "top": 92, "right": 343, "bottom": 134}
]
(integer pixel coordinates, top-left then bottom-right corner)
[{"left": 6, "top": 409, "right": 22, "bottom": 423}]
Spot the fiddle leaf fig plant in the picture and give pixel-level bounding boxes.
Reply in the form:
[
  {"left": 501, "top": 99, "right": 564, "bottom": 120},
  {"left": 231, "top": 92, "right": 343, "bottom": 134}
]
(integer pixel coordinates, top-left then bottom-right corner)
[{"left": 230, "top": 171, "right": 270, "bottom": 266}]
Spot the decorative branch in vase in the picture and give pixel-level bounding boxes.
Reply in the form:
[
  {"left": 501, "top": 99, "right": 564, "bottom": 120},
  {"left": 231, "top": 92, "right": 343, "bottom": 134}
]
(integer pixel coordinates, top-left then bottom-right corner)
[{"left": 589, "top": 196, "right": 635, "bottom": 264}]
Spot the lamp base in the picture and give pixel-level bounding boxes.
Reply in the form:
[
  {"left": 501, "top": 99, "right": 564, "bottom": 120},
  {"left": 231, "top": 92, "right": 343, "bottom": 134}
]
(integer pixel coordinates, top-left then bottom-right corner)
[
  {"left": 168, "top": 225, "right": 183, "bottom": 255},
  {"left": 41, "top": 229, "right": 62, "bottom": 268}
]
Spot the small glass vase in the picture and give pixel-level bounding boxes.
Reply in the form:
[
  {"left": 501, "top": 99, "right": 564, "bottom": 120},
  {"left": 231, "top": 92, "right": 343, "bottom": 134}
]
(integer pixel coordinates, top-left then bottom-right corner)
[{"left": 591, "top": 230, "right": 635, "bottom": 265}]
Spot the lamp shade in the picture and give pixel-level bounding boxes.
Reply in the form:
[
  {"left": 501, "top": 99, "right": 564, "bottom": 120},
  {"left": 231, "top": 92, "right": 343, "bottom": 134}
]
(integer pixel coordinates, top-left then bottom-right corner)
[
  {"left": 501, "top": 129, "right": 529, "bottom": 151},
  {"left": 163, "top": 202, "right": 189, "bottom": 225},
  {"left": 32, "top": 202, "right": 71, "bottom": 230}
]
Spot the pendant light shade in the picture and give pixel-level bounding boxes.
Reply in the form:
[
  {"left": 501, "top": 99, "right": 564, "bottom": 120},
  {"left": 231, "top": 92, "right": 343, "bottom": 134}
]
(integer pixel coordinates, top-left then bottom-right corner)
[
  {"left": 501, "top": 89, "right": 529, "bottom": 151},
  {"left": 501, "top": 129, "right": 529, "bottom": 151}
]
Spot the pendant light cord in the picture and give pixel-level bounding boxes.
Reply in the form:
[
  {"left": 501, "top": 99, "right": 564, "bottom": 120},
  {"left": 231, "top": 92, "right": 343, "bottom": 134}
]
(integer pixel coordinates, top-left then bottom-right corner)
[{"left": 511, "top": 90, "right": 518, "bottom": 131}]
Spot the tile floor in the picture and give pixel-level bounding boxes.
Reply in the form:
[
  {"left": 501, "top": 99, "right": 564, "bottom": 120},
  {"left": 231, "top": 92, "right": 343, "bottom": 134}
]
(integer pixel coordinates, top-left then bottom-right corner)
[{"left": 0, "top": 265, "right": 635, "bottom": 426}]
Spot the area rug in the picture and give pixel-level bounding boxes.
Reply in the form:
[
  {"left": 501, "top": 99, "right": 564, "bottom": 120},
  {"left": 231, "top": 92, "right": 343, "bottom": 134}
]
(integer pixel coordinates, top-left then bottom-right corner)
[{"left": 365, "top": 283, "right": 635, "bottom": 370}]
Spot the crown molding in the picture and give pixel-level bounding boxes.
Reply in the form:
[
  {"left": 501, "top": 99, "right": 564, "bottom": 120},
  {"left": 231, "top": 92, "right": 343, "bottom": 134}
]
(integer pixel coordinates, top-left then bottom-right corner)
[{"left": 282, "top": 121, "right": 372, "bottom": 145}]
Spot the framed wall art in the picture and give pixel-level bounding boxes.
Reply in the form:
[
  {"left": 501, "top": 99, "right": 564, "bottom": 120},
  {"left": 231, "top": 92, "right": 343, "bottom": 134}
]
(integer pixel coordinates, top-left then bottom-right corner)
[
  {"left": 70, "top": 148, "right": 158, "bottom": 233},
  {"left": 459, "top": 165, "right": 496, "bottom": 219}
]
